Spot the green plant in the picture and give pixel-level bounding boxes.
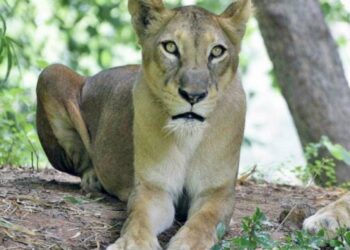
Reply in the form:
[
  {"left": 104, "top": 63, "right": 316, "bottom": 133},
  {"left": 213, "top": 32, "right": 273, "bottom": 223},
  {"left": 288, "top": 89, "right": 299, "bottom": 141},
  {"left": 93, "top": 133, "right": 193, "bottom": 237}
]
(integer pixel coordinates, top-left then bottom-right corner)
[
  {"left": 320, "top": 0, "right": 350, "bottom": 23},
  {"left": 320, "top": 0, "right": 350, "bottom": 48},
  {"left": 296, "top": 136, "right": 350, "bottom": 187},
  {"left": 282, "top": 227, "right": 350, "bottom": 250},
  {"left": 0, "top": 87, "right": 46, "bottom": 167},
  {"left": 212, "top": 208, "right": 275, "bottom": 250},
  {"left": 213, "top": 209, "right": 350, "bottom": 250},
  {"left": 0, "top": 13, "right": 20, "bottom": 83},
  {"left": 281, "top": 230, "right": 327, "bottom": 250}
]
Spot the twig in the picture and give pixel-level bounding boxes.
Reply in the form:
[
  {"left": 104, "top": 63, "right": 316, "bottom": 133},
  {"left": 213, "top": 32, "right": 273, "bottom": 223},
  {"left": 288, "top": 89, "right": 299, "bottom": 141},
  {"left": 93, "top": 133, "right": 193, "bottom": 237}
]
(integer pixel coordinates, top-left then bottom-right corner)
[
  {"left": 31, "top": 152, "right": 34, "bottom": 170},
  {"left": 17, "top": 124, "right": 39, "bottom": 170},
  {"left": 237, "top": 165, "right": 257, "bottom": 184},
  {"left": 4, "top": 140, "right": 14, "bottom": 164},
  {"left": 273, "top": 177, "right": 315, "bottom": 233}
]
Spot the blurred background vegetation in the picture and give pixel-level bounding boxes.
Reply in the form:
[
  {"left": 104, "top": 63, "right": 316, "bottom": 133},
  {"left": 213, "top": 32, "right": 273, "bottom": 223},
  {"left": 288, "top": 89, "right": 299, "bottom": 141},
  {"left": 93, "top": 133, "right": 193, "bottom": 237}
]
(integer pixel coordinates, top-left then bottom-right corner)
[{"left": 0, "top": 0, "right": 349, "bottom": 184}]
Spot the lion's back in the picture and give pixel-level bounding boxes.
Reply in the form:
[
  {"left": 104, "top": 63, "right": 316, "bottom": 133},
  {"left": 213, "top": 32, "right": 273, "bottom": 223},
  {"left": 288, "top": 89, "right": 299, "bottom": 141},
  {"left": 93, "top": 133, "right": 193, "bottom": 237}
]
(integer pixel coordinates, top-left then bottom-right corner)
[{"left": 81, "top": 65, "right": 140, "bottom": 140}]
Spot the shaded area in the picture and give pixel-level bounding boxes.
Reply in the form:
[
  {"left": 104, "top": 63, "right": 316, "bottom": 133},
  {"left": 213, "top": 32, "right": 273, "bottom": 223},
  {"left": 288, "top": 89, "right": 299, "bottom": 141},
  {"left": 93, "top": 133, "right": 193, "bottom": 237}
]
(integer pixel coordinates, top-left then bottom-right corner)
[{"left": 0, "top": 167, "right": 344, "bottom": 249}]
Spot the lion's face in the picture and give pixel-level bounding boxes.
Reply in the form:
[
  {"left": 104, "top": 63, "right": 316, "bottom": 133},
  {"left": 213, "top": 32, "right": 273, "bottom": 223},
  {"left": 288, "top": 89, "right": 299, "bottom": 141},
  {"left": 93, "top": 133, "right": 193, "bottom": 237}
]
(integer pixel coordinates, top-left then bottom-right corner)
[{"left": 129, "top": 0, "right": 251, "bottom": 134}]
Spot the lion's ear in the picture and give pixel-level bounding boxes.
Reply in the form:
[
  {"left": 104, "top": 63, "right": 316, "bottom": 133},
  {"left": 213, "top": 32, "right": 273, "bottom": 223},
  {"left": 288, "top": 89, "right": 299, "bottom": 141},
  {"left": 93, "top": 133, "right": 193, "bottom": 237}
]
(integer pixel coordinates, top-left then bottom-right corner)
[
  {"left": 218, "top": 0, "right": 252, "bottom": 42},
  {"left": 128, "top": 0, "right": 170, "bottom": 42},
  {"left": 220, "top": 0, "right": 252, "bottom": 24}
]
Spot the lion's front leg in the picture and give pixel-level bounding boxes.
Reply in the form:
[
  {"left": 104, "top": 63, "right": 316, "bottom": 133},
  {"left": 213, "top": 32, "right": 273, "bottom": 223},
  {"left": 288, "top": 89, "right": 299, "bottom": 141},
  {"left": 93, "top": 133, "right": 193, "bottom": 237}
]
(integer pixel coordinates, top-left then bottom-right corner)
[
  {"left": 167, "top": 186, "right": 234, "bottom": 250},
  {"left": 303, "top": 192, "right": 350, "bottom": 239},
  {"left": 107, "top": 182, "right": 175, "bottom": 250}
]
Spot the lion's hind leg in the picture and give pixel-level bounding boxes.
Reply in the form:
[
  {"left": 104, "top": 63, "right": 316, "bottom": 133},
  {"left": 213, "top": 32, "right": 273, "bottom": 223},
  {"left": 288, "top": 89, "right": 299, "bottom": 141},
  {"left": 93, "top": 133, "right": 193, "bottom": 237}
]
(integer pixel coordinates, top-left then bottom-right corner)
[
  {"left": 303, "top": 192, "right": 350, "bottom": 238},
  {"left": 80, "top": 168, "right": 102, "bottom": 192},
  {"left": 36, "top": 64, "right": 101, "bottom": 192}
]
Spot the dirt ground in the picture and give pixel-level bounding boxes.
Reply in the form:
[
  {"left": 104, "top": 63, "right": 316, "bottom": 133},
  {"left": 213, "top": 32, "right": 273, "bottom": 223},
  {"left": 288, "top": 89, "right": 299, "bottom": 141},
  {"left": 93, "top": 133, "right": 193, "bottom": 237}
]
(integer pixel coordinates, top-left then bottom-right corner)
[{"left": 0, "top": 167, "right": 346, "bottom": 250}]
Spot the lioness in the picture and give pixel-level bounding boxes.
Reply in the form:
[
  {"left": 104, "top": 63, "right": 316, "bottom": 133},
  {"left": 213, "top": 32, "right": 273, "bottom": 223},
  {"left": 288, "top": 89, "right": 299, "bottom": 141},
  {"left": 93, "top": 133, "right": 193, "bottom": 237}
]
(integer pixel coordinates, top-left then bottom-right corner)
[{"left": 36, "top": 0, "right": 347, "bottom": 248}]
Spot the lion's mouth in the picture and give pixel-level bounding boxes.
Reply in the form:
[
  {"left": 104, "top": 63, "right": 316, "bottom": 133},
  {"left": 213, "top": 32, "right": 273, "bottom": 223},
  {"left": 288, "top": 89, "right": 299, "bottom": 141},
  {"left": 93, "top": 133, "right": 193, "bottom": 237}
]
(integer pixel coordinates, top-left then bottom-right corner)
[{"left": 172, "top": 112, "right": 205, "bottom": 122}]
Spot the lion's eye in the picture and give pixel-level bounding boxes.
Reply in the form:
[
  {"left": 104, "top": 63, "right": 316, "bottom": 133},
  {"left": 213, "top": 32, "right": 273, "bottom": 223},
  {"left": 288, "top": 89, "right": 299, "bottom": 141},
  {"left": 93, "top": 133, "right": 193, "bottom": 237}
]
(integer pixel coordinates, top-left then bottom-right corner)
[
  {"left": 210, "top": 45, "right": 226, "bottom": 59},
  {"left": 163, "top": 41, "right": 178, "bottom": 55}
]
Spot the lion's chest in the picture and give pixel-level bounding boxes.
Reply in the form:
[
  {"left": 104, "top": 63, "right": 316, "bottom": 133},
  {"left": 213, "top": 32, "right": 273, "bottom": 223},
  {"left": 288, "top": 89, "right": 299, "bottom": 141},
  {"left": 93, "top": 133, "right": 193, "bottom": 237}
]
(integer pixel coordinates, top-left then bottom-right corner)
[{"left": 140, "top": 130, "right": 205, "bottom": 200}]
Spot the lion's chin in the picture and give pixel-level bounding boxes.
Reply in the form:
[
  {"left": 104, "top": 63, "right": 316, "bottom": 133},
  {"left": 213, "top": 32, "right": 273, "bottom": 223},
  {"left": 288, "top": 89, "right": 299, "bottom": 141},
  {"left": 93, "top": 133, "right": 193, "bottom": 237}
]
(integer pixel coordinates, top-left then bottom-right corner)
[{"left": 163, "top": 118, "right": 208, "bottom": 138}]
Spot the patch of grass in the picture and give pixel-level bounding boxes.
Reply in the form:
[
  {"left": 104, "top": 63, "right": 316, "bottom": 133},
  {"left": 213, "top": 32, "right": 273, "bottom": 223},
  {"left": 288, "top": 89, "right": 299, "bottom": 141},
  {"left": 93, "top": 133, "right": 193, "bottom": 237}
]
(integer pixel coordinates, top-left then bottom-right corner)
[{"left": 213, "top": 209, "right": 350, "bottom": 250}]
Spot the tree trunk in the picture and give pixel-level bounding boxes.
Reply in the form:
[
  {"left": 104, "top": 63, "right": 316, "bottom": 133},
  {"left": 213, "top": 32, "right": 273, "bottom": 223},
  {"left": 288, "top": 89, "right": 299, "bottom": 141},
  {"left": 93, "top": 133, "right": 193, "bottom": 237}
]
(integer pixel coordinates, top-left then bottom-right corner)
[{"left": 253, "top": 0, "right": 350, "bottom": 183}]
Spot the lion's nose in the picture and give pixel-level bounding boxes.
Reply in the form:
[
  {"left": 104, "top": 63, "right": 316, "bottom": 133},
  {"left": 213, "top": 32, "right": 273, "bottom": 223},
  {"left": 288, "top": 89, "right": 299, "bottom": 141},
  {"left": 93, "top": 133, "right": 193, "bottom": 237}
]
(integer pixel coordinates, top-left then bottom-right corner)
[{"left": 178, "top": 88, "right": 208, "bottom": 105}]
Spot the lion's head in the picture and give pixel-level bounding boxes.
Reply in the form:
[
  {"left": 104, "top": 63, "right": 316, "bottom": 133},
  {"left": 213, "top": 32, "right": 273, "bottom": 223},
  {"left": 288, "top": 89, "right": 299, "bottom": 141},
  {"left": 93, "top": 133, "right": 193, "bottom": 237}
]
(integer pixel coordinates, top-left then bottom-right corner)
[{"left": 129, "top": 0, "right": 251, "bottom": 135}]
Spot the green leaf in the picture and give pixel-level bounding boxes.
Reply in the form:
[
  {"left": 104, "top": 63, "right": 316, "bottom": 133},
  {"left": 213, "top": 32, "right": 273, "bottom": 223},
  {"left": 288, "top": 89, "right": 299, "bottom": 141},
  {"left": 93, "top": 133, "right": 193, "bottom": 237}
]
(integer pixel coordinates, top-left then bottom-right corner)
[
  {"left": 36, "top": 59, "right": 49, "bottom": 69},
  {"left": 0, "top": 14, "right": 6, "bottom": 36},
  {"left": 4, "top": 40, "right": 12, "bottom": 83},
  {"left": 63, "top": 195, "right": 86, "bottom": 205},
  {"left": 323, "top": 138, "right": 350, "bottom": 165},
  {"left": 216, "top": 223, "right": 226, "bottom": 240},
  {"left": 341, "top": 150, "right": 350, "bottom": 166},
  {"left": 211, "top": 244, "right": 222, "bottom": 250},
  {"left": 344, "top": 231, "right": 350, "bottom": 245}
]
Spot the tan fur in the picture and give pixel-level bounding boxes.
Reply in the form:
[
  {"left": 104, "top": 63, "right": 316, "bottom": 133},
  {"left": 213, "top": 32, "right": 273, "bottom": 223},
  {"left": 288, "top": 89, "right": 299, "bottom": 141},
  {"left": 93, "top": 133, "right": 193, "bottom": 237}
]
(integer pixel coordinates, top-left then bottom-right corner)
[
  {"left": 36, "top": 0, "right": 350, "bottom": 245},
  {"left": 36, "top": 1, "right": 252, "bottom": 249},
  {"left": 303, "top": 192, "right": 350, "bottom": 238}
]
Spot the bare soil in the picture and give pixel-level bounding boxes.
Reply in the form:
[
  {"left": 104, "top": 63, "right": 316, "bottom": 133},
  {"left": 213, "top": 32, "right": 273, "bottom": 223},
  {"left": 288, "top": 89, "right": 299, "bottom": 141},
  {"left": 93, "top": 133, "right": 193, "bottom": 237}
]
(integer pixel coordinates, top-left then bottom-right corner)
[{"left": 0, "top": 167, "right": 345, "bottom": 250}]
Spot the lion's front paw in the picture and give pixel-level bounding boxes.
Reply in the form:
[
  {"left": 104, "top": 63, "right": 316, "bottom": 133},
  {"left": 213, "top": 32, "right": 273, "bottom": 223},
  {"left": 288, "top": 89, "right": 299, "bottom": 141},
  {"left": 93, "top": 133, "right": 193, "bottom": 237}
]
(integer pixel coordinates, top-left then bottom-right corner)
[
  {"left": 303, "top": 208, "right": 350, "bottom": 239},
  {"left": 107, "top": 235, "right": 161, "bottom": 250},
  {"left": 303, "top": 212, "right": 341, "bottom": 238},
  {"left": 303, "top": 194, "right": 350, "bottom": 239},
  {"left": 167, "top": 226, "right": 214, "bottom": 250},
  {"left": 106, "top": 240, "right": 125, "bottom": 250},
  {"left": 167, "top": 240, "right": 193, "bottom": 250},
  {"left": 167, "top": 237, "right": 213, "bottom": 250}
]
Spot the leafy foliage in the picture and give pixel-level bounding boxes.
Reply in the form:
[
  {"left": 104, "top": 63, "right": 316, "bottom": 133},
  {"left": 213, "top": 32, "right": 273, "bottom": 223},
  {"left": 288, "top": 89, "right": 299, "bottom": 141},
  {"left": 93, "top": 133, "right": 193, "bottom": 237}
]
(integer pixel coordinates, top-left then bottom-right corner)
[
  {"left": 213, "top": 209, "right": 350, "bottom": 250},
  {"left": 0, "top": 87, "right": 45, "bottom": 167},
  {"left": 320, "top": 0, "right": 350, "bottom": 23},
  {"left": 0, "top": 11, "right": 20, "bottom": 84},
  {"left": 232, "top": 208, "right": 274, "bottom": 250},
  {"left": 213, "top": 208, "right": 274, "bottom": 250},
  {"left": 320, "top": 0, "right": 349, "bottom": 48},
  {"left": 295, "top": 136, "right": 350, "bottom": 187}
]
